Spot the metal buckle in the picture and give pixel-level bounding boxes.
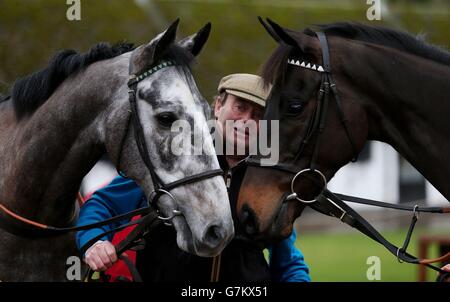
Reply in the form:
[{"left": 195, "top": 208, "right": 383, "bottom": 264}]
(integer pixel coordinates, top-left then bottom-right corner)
[
  {"left": 396, "top": 248, "right": 404, "bottom": 263},
  {"left": 290, "top": 168, "right": 327, "bottom": 203},
  {"left": 150, "top": 189, "right": 182, "bottom": 226},
  {"left": 339, "top": 210, "right": 347, "bottom": 221},
  {"left": 158, "top": 209, "right": 182, "bottom": 222},
  {"left": 325, "top": 196, "right": 347, "bottom": 221},
  {"left": 413, "top": 205, "right": 420, "bottom": 219}
]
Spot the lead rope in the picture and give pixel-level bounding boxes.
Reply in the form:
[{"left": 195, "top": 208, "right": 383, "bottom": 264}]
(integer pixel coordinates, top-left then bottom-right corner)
[
  {"left": 208, "top": 169, "right": 232, "bottom": 282},
  {"left": 210, "top": 253, "right": 222, "bottom": 282}
]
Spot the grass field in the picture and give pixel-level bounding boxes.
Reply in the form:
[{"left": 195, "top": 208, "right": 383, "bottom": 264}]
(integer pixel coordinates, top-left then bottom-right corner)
[{"left": 292, "top": 228, "right": 449, "bottom": 282}]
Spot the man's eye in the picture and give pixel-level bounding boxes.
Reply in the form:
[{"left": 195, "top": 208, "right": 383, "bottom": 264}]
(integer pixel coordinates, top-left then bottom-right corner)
[{"left": 156, "top": 112, "right": 177, "bottom": 127}]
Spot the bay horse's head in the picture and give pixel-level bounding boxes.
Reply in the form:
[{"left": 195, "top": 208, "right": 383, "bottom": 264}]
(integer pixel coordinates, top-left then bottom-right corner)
[
  {"left": 104, "top": 20, "right": 233, "bottom": 256},
  {"left": 237, "top": 19, "right": 369, "bottom": 243}
]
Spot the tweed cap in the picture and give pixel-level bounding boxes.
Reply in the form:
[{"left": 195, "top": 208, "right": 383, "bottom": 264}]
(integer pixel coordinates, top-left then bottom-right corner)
[{"left": 217, "top": 73, "right": 271, "bottom": 107}]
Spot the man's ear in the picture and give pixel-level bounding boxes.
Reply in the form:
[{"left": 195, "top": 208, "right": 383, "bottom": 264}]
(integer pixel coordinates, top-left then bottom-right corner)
[
  {"left": 214, "top": 95, "right": 223, "bottom": 119},
  {"left": 130, "top": 18, "right": 179, "bottom": 74},
  {"left": 178, "top": 22, "right": 211, "bottom": 56}
]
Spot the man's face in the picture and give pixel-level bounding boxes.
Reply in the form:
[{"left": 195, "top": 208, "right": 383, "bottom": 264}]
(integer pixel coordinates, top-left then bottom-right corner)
[{"left": 214, "top": 93, "right": 264, "bottom": 153}]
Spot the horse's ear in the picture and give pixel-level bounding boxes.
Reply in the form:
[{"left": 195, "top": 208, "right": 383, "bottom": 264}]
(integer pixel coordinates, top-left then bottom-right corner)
[
  {"left": 258, "top": 16, "right": 280, "bottom": 43},
  {"left": 130, "top": 19, "right": 179, "bottom": 74},
  {"left": 146, "top": 18, "right": 180, "bottom": 61},
  {"left": 266, "top": 18, "right": 298, "bottom": 47},
  {"left": 265, "top": 18, "right": 315, "bottom": 54},
  {"left": 178, "top": 22, "right": 211, "bottom": 56}
]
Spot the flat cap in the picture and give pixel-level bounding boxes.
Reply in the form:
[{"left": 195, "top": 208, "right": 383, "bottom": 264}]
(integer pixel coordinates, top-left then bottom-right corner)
[{"left": 217, "top": 73, "right": 271, "bottom": 107}]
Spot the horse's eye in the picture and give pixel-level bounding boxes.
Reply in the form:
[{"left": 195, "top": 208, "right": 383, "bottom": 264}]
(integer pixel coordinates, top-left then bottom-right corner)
[
  {"left": 156, "top": 112, "right": 177, "bottom": 127},
  {"left": 287, "top": 101, "right": 304, "bottom": 116}
]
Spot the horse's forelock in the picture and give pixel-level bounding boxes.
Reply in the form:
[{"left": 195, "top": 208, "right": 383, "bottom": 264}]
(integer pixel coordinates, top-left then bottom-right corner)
[{"left": 260, "top": 43, "right": 292, "bottom": 88}]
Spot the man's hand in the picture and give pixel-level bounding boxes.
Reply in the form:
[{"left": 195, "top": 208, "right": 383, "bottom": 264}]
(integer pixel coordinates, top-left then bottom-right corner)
[
  {"left": 84, "top": 240, "right": 118, "bottom": 271},
  {"left": 438, "top": 264, "right": 450, "bottom": 282}
]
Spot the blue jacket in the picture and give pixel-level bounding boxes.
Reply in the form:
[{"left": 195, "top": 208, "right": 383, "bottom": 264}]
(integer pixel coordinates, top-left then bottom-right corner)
[{"left": 76, "top": 175, "right": 310, "bottom": 282}]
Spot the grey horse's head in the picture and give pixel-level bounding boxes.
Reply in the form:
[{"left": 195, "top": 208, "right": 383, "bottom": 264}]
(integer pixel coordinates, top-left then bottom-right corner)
[{"left": 104, "top": 20, "right": 233, "bottom": 257}]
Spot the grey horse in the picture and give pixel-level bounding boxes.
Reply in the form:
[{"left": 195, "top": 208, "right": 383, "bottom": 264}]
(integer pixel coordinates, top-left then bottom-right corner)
[{"left": 0, "top": 20, "right": 234, "bottom": 281}]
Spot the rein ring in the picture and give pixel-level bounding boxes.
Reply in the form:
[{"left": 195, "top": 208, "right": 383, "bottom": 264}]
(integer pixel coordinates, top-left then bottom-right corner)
[{"left": 289, "top": 168, "right": 327, "bottom": 203}]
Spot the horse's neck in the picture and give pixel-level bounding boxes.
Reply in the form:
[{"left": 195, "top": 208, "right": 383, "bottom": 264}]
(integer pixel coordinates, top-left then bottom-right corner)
[
  {"left": 357, "top": 47, "right": 450, "bottom": 199},
  {"left": 1, "top": 69, "right": 121, "bottom": 225}
]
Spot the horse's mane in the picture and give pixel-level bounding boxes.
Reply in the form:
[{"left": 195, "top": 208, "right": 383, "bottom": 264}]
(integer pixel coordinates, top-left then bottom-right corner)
[
  {"left": 11, "top": 42, "right": 134, "bottom": 120},
  {"left": 262, "top": 22, "right": 450, "bottom": 85},
  {"left": 306, "top": 22, "right": 450, "bottom": 66}
]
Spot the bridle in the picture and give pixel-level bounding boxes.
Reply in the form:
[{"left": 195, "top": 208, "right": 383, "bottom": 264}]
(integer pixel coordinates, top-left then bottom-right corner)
[
  {"left": 119, "top": 59, "right": 224, "bottom": 216},
  {"left": 0, "top": 58, "right": 225, "bottom": 262},
  {"left": 248, "top": 31, "right": 358, "bottom": 203},
  {"left": 246, "top": 31, "right": 450, "bottom": 276}
]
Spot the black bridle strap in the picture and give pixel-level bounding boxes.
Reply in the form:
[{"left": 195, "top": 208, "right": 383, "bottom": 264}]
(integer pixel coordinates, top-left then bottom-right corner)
[
  {"left": 82, "top": 210, "right": 162, "bottom": 282},
  {"left": 247, "top": 160, "right": 450, "bottom": 213},
  {"left": 293, "top": 96, "right": 319, "bottom": 162},
  {"left": 163, "top": 169, "right": 224, "bottom": 191},
  {"left": 318, "top": 189, "right": 450, "bottom": 274},
  {"left": 332, "top": 192, "right": 450, "bottom": 214},
  {"left": 79, "top": 210, "right": 161, "bottom": 261},
  {"left": 316, "top": 31, "right": 359, "bottom": 162},
  {"left": 329, "top": 80, "right": 359, "bottom": 162},
  {"left": 246, "top": 160, "right": 450, "bottom": 273},
  {"left": 79, "top": 215, "right": 149, "bottom": 257},
  {"left": 316, "top": 31, "right": 331, "bottom": 72},
  {"left": 291, "top": 32, "right": 359, "bottom": 168},
  {"left": 310, "top": 74, "right": 330, "bottom": 171},
  {"left": 115, "top": 112, "right": 132, "bottom": 178},
  {"left": 125, "top": 60, "right": 179, "bottom": 190},
  {"left": 128, "top": 83, "right": 163, "bottom": 189}
]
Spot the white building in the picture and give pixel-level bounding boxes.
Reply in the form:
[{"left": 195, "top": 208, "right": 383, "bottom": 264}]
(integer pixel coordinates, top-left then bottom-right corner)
[{"left": 328, "top": 141, "right": 448, "bottom": 210}]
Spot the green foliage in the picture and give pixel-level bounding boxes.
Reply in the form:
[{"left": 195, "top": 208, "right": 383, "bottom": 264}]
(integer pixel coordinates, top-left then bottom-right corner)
[{"left": 0, "top": 0, "right": 448, "bottom": 100}]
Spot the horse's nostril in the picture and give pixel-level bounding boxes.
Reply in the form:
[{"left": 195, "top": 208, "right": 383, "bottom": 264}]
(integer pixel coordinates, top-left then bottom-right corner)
[
  {"left": 241, "top": 206, "right": 258, "bottom": 236},
  {"left": 206, "top": 225, "right": 221, "bottom": 242},
  {"left": 203, "top": 224, "right": 225, "bottom": 248}
]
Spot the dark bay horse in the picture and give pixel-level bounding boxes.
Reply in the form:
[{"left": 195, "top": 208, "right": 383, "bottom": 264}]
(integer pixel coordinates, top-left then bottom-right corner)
[
  {"left": 0, "top": 20, "right": 234, "bottom": 281},
  {"left": 237, "top": 20, "right": 450, "bottom": 242}
]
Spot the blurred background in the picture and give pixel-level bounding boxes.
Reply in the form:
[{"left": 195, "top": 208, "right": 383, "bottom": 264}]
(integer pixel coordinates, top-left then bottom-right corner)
[{"left": 0, "top": 0, "right": 448, "bottom": 281}]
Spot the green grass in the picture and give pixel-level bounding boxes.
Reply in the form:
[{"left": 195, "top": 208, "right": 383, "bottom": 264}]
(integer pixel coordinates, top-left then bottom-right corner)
[{"left": 291, "top": 228, "right": 449, "bottom": 282}]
